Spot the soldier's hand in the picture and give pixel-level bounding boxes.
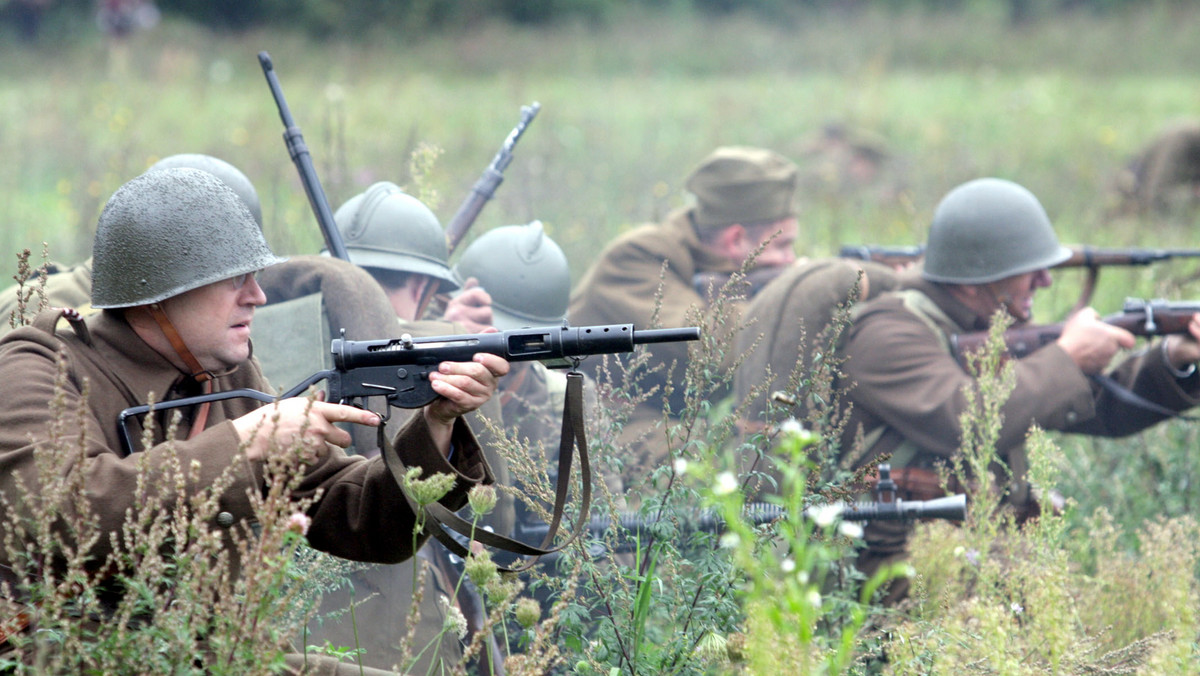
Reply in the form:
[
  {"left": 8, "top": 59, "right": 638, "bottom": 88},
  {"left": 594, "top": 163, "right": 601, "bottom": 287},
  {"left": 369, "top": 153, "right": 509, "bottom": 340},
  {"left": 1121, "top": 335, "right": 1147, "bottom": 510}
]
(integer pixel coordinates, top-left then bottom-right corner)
[
  {"left": 1057, "top": 307, "right": 1136, "bottom": 374},
  {"left": 233, "top": 396, "right": 381, "bottom": 462},
  {"left": 423, "top": 352, "right": 510, "bottom": 453},
  {"left": 442, "top": 277, "right": 494, "bottom": 333},
  {"left": 1163, "top": 312, "right": 1200, "bottom": 370}
]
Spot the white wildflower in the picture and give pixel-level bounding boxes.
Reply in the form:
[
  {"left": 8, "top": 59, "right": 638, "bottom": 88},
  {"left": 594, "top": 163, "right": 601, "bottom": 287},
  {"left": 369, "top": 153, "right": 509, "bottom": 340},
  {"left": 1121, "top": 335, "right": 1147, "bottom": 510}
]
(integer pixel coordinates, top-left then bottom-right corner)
[
  {"left": 807, "top": 503, "right": 841, "bottom": 528},
  {"left": 438, "top": 595, "right": 468, "bottom": 640},
  {"left": 779, "top": 418, "right": 804, "bottom": 437},
  {"left": 838, "top": 520, "right": 864, "bottom": 539},
  {"left": 713, "top": 472, "right": 738, "bottom": 496}
]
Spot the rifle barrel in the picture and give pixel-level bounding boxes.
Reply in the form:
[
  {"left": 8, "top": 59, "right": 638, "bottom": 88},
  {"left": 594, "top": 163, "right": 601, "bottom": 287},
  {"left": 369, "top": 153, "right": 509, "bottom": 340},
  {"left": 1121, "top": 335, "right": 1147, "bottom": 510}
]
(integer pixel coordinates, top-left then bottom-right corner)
[
  {"left": 258, "top": 51, "right": 350, "bottom": 261},
  {"left": 632, "top": 327, "right": 703, "bottom": 345}
]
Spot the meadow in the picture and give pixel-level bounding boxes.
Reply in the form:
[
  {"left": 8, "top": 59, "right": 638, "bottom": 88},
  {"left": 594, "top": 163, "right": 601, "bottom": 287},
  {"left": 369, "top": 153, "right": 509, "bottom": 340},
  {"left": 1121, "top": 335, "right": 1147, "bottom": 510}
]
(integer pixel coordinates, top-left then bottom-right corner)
[{"left": 3, "top": 3, "right": 1200, "bottom": 673}]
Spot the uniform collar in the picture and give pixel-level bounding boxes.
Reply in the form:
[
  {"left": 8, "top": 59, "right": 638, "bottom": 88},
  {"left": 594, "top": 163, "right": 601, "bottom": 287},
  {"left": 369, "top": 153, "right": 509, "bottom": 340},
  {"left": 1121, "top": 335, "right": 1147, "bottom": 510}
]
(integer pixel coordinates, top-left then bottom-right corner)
[
  {"left": 911, "top": 277, "right": 992, "bottom": 332},
  {"left": 664, "top": 207, "right": 739, "bottom": 276},
  {"left": 88, "top": 310, "right": 242, "bottom": 398}
]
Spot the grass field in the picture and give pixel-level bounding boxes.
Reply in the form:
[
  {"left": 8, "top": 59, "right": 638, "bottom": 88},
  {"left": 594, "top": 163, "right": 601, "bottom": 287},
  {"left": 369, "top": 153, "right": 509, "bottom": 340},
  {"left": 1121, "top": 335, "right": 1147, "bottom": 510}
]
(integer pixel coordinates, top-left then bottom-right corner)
[{"left": 4, "top": 4, "right": 1200, "bottom": 672}]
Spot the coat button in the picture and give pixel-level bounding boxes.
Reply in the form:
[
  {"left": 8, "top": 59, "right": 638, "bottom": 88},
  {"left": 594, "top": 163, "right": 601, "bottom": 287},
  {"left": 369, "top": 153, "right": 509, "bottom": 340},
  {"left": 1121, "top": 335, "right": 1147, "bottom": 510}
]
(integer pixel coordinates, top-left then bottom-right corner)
[{"left": 217, "top": 512, "right": 235, "bottom": 528}]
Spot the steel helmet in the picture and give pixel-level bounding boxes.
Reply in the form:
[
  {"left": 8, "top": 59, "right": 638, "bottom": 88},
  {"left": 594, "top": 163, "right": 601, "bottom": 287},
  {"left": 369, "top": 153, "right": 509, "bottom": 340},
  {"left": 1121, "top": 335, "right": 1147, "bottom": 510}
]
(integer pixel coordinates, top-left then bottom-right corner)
[
  {"left": 91, "top": 168, "right": 285, "bottom": 309},
  {"left": 333, "top": 181, "right": 460, "bottom": 291},
  {"left": 147, "top": 153, "right": 263, "bottom": 228},
  {"left": 922, "top": 177, "right": 1072, "bottom": 284},
  {"left": 453, "top": 221, "right": 570, "bottom": 330}
]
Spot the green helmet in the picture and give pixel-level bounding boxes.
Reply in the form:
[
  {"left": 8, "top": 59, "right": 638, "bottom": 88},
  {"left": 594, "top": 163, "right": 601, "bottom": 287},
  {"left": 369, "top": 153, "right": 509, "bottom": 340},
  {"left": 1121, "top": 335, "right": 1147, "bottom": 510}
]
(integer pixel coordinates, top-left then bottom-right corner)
[
  {"left": 333, "top": 181, "right": 460, "bottom": 291},
  {"left": 922, "top": 177, "right": 1071, "bottom": 284},
  {"left": 92, "top": 168, "right": 285, "bottom": 309},
  {"left": 453, "top": 221, "right": 570, "bottom": 330},
  {"left": 147, "top": 153, "right": 263, "bottom": 228}
]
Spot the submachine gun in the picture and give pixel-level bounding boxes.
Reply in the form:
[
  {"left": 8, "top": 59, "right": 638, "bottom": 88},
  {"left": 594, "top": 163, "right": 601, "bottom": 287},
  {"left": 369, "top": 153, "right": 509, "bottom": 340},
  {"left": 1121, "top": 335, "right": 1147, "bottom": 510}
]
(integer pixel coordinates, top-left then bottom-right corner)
[
  {"left": 117, "top": 322, "right": 699, "bottom": 451},
  {"left": 514, "top": 464, "right": 966, "bottom": 558}
]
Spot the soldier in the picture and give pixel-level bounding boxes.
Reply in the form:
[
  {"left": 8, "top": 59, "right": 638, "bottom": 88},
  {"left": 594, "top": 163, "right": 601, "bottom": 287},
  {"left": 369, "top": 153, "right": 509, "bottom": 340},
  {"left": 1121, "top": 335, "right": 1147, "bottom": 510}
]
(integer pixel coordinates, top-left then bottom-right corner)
[
  {"left": 568, "top": 146, "right": 800, "bottom": 471},
  {"left": 795, "top": 122, "right": 907, "bottom": 205},
  {"left": 452, "top": 221, "right": 577, "bottom": 449},
  {"left": 1113, "top": 119, "right": 1200, "bottom": 214},
  {"left": 0, "top": 168, "right": 506, "bottom": 673},
  {"left": 0, "top": 152, "right": 263, "bottom": 334},
  {"left": 832, "top": 177, "right": 1200, "bottom": 603}
]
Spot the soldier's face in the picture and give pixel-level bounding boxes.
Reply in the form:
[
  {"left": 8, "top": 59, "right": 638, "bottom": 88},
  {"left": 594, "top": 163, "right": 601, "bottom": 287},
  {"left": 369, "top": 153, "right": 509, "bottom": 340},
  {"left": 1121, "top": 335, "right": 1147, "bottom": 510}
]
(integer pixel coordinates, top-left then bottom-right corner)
[
  {"left": 159, "top": 271, "right": 267, "bottom": 371},
  {"left": 747, "top": 217, "right": 799, "bottom": 268},
  {"left": 984, "top": 268, "right": 1053, "bottom": 322}
]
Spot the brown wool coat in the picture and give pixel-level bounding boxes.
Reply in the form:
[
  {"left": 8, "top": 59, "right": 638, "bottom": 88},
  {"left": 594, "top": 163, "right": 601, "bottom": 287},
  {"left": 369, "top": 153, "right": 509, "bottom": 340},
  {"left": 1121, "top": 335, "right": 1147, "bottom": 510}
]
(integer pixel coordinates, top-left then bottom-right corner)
[
  {"left": 568, "top": 208, "right": 737, "bottom": 468},
  {"left": 0, "top": 308, "right": 490, "bottom": 575},
  {"left": 837, "top": 276, "right": 1200, "bottom": 575}
]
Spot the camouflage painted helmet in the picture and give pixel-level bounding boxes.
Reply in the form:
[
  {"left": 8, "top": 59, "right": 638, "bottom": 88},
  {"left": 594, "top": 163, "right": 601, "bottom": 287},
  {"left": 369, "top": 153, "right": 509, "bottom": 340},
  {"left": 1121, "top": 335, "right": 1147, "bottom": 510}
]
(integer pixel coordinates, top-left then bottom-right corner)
[
  {"left": 92, "top": 168, "right": 285, "bottom": 309},
  {"left": 147, "top": 153, "right": 263, "bottom": 228},
  {"left": 333, "top": 181, "right": 460, "bottom": 291},
  {"left": 453, "top": 221, "right": 570, "bottom": 330},
  {"left": 922, "top": 177, "right": 1072, "bottom": 284}
]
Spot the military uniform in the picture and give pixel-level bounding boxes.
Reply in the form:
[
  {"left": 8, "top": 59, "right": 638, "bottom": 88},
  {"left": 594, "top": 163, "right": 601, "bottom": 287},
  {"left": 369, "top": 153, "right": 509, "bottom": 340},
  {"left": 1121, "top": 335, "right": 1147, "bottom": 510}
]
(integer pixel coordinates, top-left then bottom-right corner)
[
  {"left": 1116, "top": 119, "right": 1200, "bottom": 213},
  {"left": 568, "top": 207, "right": 737, "bottom": 467},
  {"left": 837, "top": 275, "right": 1200, "bottom": 593},
  {"left": 734, "top": 257, "right": 900, "bottom": 431},
  {"left": 570, "top": 147, "right": 798, "bottom": 474}
]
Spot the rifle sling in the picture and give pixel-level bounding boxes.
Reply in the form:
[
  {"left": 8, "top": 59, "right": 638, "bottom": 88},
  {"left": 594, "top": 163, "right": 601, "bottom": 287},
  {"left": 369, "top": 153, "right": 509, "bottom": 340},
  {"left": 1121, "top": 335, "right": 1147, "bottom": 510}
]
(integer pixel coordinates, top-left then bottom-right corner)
[
  {"left": 1088, "top": 373, "right": 1200, "bottom": 423},
  {"left": 381, "top": 371, "right": 593, "bottom": 573}
]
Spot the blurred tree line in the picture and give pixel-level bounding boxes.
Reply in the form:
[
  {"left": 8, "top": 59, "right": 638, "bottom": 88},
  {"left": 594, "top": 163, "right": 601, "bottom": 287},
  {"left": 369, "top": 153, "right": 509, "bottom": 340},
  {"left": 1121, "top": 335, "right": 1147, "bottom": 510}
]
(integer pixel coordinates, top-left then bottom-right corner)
[{"left": 1, "top": 0, "right": 1188, "bottom": 42}]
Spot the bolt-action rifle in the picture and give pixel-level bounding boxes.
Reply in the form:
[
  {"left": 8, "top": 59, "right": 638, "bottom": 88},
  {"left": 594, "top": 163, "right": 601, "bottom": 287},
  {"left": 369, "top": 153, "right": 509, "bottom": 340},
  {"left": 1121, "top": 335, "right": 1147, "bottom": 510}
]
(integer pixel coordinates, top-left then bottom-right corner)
[
  {"left": 258, "top": 51, "right": 349, "bottom": 262},
  {"left": 842, "top": 244, "right": 1200, "bottom": 311},
  {"left": 444, "top": 102, "right": 541, "bottom": 255},
  {"left": 950, "top": 297, "right": 1200, "bottom": 366}
]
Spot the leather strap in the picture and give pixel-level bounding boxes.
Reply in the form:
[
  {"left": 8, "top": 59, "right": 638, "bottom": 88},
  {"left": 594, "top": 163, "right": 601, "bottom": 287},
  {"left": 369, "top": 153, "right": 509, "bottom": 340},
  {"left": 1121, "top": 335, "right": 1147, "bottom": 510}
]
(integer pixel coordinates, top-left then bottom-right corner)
[
  {"left": 148, "top": 303, "right": 215, "bottom": 438},
  {"left": 1089, "top": 373, "right": 1200, "bottom": 422},
  {"left": 381, "top": 371, "right": 593, "bottom": 573}
]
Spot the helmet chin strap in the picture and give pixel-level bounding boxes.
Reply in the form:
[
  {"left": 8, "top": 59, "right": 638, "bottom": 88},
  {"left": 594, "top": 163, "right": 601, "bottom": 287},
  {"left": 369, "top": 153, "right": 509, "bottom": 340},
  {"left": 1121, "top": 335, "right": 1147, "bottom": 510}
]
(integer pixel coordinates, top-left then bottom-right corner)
[{"left": 148, "top": 303, "right": 215, "bottom": 438}]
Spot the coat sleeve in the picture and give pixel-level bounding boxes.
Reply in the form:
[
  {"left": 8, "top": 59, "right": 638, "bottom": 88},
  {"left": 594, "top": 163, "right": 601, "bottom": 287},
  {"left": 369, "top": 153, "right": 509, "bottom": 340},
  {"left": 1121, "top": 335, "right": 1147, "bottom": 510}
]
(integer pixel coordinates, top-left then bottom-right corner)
[
  {"left": 841, "top": 304, "right": 1097, "bottom": 460},
  {"left": 0, "top": 335, "right": 263, "bottom": 570},
  {"left": 1065, "top": 340, "right": 1200, "bottom": 436}
]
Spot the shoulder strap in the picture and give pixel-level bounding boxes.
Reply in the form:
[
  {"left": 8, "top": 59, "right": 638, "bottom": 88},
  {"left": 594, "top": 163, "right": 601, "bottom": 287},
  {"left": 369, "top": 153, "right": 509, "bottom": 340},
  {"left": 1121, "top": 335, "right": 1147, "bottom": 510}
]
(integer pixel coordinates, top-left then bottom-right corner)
[
  {"left": 32, "top": 307, "right": 92, "bottom": 346},
  {"left": 842, "top": 289, "right": 957, "bottom": 471}
]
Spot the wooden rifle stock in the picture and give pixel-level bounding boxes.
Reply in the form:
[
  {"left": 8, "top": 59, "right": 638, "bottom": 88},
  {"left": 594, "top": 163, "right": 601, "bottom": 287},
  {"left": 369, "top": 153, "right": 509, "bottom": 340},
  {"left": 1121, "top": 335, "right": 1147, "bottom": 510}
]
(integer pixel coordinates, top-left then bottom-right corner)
[{"left": 950, "top": 298, "right": 1200, "bottom": 365}]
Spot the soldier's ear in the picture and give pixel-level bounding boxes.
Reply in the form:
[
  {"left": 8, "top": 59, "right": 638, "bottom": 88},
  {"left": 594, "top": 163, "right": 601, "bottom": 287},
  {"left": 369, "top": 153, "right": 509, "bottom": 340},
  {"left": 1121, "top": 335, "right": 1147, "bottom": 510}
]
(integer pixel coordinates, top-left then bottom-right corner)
[{"left": 713, "top": 223, "right": 749, "bottom": 260}]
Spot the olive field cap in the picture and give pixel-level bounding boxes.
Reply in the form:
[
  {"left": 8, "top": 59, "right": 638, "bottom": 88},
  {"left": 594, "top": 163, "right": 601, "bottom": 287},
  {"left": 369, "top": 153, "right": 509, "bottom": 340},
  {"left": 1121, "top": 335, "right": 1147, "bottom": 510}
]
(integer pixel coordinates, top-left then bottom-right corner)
[
  {"left": 453, "top": 221, "right": 570, "bottom": 331},
  {"left": 91, "top": 168, "right": 285, "bottom": 309},
  {"left": 922, "top": 177, "right": 1072, "bottom": 284},
  {"left": 147, "top": 153, "right": 264, "bottom": 228},
  {"left": 685, "top": 146, "right": 799, "bottom": 230},
  {"left": 333, "top": 181, "right": 461, "bottom": 291}
]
